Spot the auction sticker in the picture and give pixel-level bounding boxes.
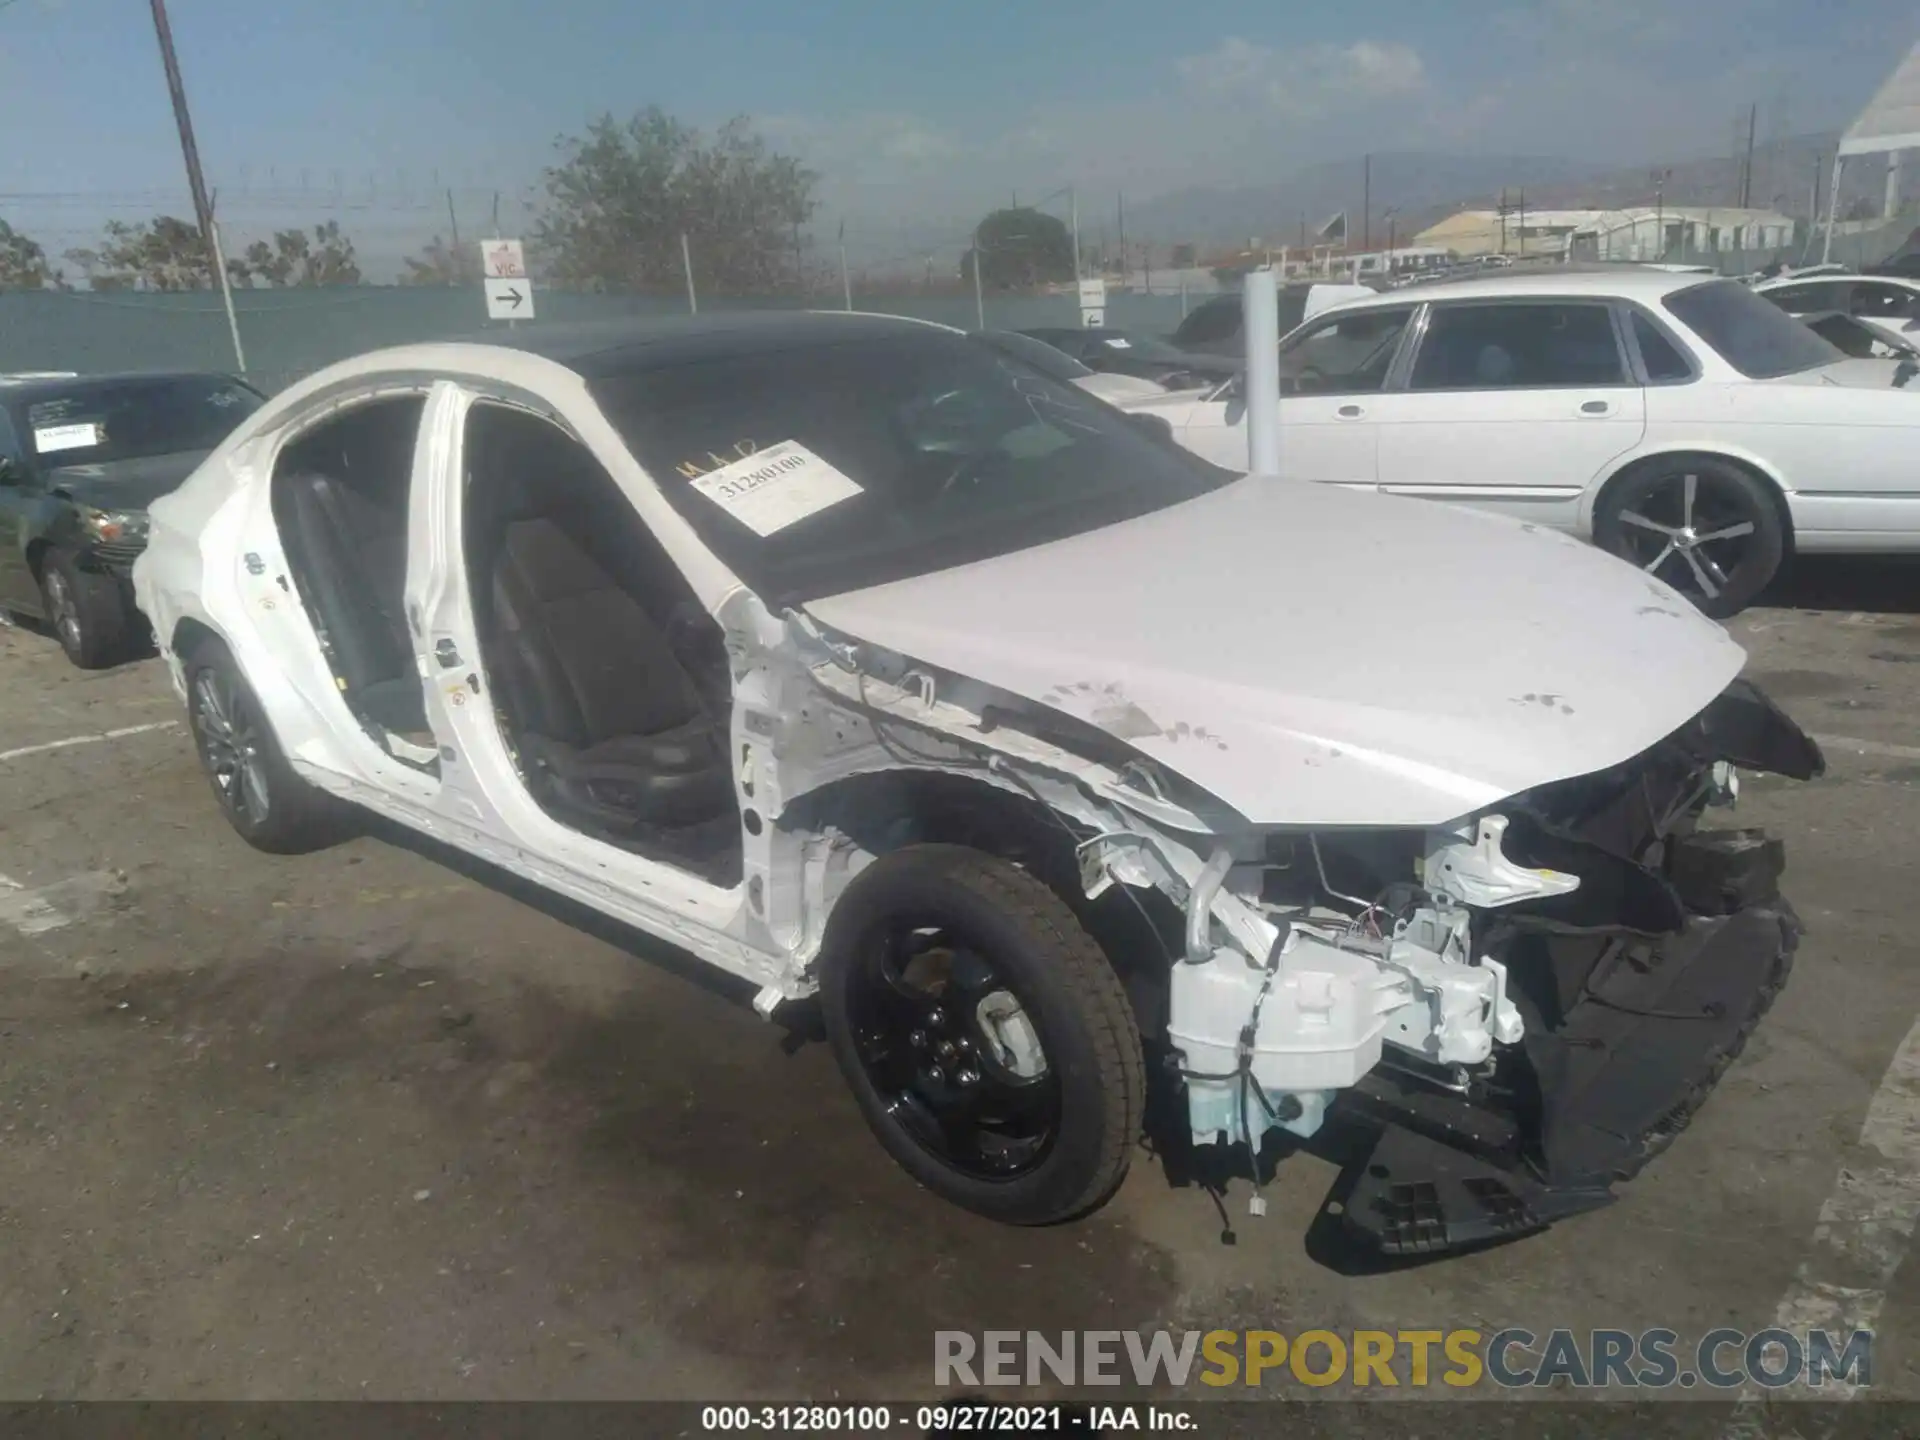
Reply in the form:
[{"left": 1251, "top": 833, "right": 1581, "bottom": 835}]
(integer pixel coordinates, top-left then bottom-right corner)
[
  {"left": 33, "top": 422, "right": 101, "bottom": 454},
  {"left": 687, "top": 439, "right": 861, "bottom": 537}
]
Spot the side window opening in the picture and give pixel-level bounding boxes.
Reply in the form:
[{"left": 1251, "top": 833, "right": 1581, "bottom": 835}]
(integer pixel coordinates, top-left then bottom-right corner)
[
  {"left": 268, "top": 392, "right": 436, "bottom": 769},
  {"left": 460, "top": 401, "right": 740, "bottom": 888},
  {"left": 1630, "top": 312, "right": 1694, "bottom": 382},
  {"left": 1279, "top": 307, "right": 1413, "bottom": 394},
  {"left": 1409, "top": 302, "right": 1626, "bottom": 391}
]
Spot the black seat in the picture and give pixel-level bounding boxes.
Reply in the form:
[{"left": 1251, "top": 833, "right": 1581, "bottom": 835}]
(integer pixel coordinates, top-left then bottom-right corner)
[
  {"left": 281, "top": 471, "right": 427, "bottom": 735},
  {"left": 488, "top": 516, "right": 732, "bottom": 832}
]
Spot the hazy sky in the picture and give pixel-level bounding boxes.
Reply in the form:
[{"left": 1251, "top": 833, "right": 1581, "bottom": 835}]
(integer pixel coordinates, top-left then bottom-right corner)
[{"left": 0, "top": 0, "right": 1913, "bottom": 270}]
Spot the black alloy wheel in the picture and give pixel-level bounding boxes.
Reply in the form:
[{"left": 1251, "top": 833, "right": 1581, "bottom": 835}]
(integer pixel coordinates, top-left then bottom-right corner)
[{"left": 1595, "top": 459, "right": 1785, "bottom": 619}]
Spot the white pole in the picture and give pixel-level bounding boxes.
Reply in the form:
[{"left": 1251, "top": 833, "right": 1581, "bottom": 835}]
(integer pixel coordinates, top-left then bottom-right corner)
[
  {"left": 1242, "top": 269, "right": 1280, "bottom": 475},
  {"left": 681, "top": 232, "right": 697, "bottom": 313},
  {"left": 1070, "top": 188, "right": 1081, "bottom": 281},
  {"left": 208, "top": 217, "right": 246, "bottom": 374},
  {"left": 972, "top": 229, "right": 985, "bottom": 330},
  {"left": 1822, "top": 155, "right": 1845, "bottom": 265}
]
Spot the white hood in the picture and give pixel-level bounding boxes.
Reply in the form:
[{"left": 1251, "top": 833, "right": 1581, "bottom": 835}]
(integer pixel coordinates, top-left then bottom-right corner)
[{"left": 804, "top": 478, "right": 1747, "bottom": 829}]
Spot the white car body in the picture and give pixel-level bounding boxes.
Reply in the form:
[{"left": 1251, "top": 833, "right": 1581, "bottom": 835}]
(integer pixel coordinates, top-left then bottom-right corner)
[
  {"left": 1120, "top": 269, "right": 1920, "bottom": 556},
  {"left": 131, "top": 312, "right": 1817, "bottom": 1251},
  {"left": 1753, "top": 271, "right": 1920, "bottom": 351}
]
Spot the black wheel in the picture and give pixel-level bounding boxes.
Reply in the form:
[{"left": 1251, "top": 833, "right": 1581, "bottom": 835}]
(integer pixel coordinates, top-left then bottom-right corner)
[
  {"left": 818, "top": 845, "right": 1143, "bottom": 1225},
  {"left": 1594, "top": 459, "right": 1785, "bottom": 619},
  {"left": 184, "top": 637, "right": 352, "bottom": 854},
  {"left": 39, "top": 548, "right": 130, "bottom": 669}
]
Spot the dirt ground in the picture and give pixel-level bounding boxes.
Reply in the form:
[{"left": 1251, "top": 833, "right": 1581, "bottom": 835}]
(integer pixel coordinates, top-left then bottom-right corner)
[{"left": 3, "top": 558, "right": 1920, "bottom": 1413}]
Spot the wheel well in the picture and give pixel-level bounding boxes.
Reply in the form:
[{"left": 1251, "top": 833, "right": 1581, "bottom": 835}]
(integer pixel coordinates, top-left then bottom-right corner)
[
  {"left": 788, "top": 770, "right": 1084, "bottom": 895},
  {"left": 1597, "top": 450, "right": 1795, "bottom": 547},
  {"left": 169, "top": 616, "right": 225, "bottom": 664}
]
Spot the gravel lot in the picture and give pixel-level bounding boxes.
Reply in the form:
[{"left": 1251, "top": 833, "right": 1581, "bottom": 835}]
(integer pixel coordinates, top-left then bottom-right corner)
[{"left": 2, "top": 558, "right": 1919, "bottom": 1410}]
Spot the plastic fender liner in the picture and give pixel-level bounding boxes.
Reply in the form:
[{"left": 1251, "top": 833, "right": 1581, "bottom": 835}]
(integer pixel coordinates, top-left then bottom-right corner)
[
  {"left": 1496, "top": 806, "right": 1686, "bottom": 936},
  {"left": 1689, "top": 678, "right": 1826, "bottom": 780}
]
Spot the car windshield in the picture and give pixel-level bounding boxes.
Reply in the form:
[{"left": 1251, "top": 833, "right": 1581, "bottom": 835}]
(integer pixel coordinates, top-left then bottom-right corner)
[
  {"left": 14, "top": 375, "right": 263, "bottom": 469},
  {"left": 590, "top": 330, "right": 1236, "bottom": 605},
  {"left": 1663, "top": 279, "right": 1845, "bottom": 379}
]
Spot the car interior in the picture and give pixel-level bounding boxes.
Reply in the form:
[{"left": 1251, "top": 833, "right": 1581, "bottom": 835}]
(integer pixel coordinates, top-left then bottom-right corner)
[
  {"left": 460, "top": 402, "right": 740, "bottom": 887},
  {"left": 270, "top": 394, "right": 439, "bottom": 766}
]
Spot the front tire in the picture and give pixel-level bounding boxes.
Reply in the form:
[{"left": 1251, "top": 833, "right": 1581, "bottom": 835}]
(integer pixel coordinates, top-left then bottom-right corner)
[
  {"left": 184, "top": 637, "right": 352, "bottom": 854},
  {"left": 818, "top": 845, "right": 1144, "bottom": 1225},
  {"left": 40, "top": 548, "right": 130, "bottom": 669},
  {"left": 1594, "top": 458, "right": 1785, "bottom": 619}
]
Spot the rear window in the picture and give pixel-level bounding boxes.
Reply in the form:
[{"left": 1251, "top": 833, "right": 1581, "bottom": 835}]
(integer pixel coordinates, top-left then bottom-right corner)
[{"left": 1663, "top": 279, "right": 1843, "bottom": 379}]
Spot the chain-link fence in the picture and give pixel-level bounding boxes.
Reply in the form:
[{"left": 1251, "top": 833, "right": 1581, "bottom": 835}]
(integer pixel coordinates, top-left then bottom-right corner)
[{"left": 0, "top": 284, "right": 1206, "bottom": 392}]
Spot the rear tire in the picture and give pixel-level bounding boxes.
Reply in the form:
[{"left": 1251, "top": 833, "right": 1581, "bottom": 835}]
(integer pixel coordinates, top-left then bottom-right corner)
[
  {"left": 1594, "top": 458, "right": 1785, "bottom": 619},
  {"left": 183, "top": 637, "right": 353, "bottom": 854},
  {"left": 818, "top": 845, "right": 1143, "bottom": 1225},
  {"left": 40, "top": 547, "right": 130, "bottom": 669}
]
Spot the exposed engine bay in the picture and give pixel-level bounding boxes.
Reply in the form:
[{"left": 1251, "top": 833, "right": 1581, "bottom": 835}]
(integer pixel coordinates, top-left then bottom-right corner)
[
  {"left": 1156, "top": 678, "right": 1823, "bottom": 1254},
  {"left": 805, "top": 634, "right": 1823, "bottom": 1256}
]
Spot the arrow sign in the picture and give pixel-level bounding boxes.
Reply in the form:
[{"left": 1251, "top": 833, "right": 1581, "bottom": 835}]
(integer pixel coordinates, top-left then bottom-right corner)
[{"left": 484, "top": 275, "right": 536, "bottom": 321}]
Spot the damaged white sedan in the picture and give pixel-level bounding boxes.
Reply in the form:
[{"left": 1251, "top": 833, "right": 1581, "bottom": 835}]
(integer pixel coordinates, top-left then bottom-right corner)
[{"left": 134, "top": 312, "right": 1823, "bottom": 1256}]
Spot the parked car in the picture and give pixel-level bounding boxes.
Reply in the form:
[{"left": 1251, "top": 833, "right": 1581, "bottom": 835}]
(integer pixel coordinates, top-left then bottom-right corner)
[
  {"left": 1751, "top": 271, "right": 1920, "bottom": 350},
  {"left": 1114, "top": 269, "right": 1920, "bottom": 617},
  {"left": 971, "top": 328, "right": 1167, "bottom": 404},
  {"left": 1017, "top": 326, "right": 1236, "bottom": 390},
  {"left": 1799, "top": 309, "right": 1920, "bottom": 361},
  {"left": 133, "top": 312, "right": 1819, "bottom": 1257},
  {"left": 1168, "top": 281, "right": 1379, "bottom": 358},
  {"left": 0, "top": 371, "right": 265, "bottom": 666}
]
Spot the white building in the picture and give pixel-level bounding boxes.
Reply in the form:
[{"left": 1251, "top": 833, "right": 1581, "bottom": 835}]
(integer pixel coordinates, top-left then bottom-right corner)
[{"left": 1568, "top": 207, "right": 1796, "bottom": 262}]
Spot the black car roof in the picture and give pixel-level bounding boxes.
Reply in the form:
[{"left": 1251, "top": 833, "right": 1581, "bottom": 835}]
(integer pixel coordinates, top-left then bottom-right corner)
[
  {"left": 0, "top": 370, "right": 247, "bottom": 404},
  {"left": 456, "top": 309, "right": 954, "bottom": 378}
]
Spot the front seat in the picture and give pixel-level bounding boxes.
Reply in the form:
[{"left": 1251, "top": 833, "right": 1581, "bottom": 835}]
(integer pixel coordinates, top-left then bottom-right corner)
[{"left": 488, "top": 516, "right": 733, "bottom": 833}]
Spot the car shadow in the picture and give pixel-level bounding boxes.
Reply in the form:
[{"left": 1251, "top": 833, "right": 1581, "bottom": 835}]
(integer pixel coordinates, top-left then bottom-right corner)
[{"left": 1762, "top": 554, "right": 1920, "bottom": 615}]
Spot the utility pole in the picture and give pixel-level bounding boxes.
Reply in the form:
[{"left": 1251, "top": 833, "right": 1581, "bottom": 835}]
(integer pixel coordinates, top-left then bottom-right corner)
[
  {"left": 1517, "top": 187, "right": 1526, "bottom": 257},
  {"left": 1116, "top": 193, "right": 1126, "bottom": 286},
  {"left": 1498, "top": 188, "right": 1508, "bottom": 254},
  {"left": 1652, "top": 169, "right": 1670, "bottom": 260},
  {"left": 1362, "top": 154, "right": 1371, "bottom": 252},
  {"left": 147, "top": 0, "right": 216, "bottom": 278},
  {"left": 1740, "top": 102, "right": 1758, "bottom": 208},
  {"left": 445, "top": 189, "right": 461, "bottom": 260}
]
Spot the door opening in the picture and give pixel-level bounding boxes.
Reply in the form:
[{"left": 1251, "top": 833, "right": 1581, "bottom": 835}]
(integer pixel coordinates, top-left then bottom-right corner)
[
  {"left": 461, "top": 401, "right": 740, "bottom": 887},
  {"left": 270, "top": 393, "right": 437, "bottom": 769}
]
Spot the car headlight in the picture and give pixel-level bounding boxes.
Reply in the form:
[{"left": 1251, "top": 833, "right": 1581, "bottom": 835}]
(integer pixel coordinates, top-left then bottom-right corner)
[{"left": 78, "top": 506, "right": 148, "bottom": 544}]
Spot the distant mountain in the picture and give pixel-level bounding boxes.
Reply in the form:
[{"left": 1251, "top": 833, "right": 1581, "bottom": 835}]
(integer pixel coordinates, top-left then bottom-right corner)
[{"left": 1125, "top": 134, "right": 1893, "bottom": 249}]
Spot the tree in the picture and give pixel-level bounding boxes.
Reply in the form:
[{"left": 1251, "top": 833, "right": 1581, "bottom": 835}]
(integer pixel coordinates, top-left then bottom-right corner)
[
  {"left": 963, "top": 208, "right": 1075, "bottom": 291},
  {"left": 534, "top": 107, "right": 817, "bottom": 292},
  {"left": 0, "top": 218, "right": 63, "bottom": 290},
  {"left": 399, "top": 233, "right": 479, "bottom": 286},
  {"left": 232, "top": 221, "right": 361, "bottom": 287},
  {"left": 66, "top": 216, "right": 210, "bottom": 291}
]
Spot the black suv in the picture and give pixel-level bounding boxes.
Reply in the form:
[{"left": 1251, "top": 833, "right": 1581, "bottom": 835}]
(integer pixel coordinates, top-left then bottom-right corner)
[{"left": 0, "top": 371, "right": 264, "bottom": 667}]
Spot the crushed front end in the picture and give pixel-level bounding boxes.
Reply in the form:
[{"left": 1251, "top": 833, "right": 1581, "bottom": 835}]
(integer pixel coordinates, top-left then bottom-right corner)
[{"left": 1162, "top": 679, "right": 1824, "bottom": 1257}]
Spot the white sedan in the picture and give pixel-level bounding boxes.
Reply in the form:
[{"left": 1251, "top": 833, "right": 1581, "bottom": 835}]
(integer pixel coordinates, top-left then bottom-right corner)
[
  {"left": 1752, "top": 270, "right": 1920, "bottom": 351},
  {"left": 1117, "top": 268, "right": 1920, "bottom": 616},
  {"left": 132, "top": 311, "right": 1820, "bottom": 1256}
]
